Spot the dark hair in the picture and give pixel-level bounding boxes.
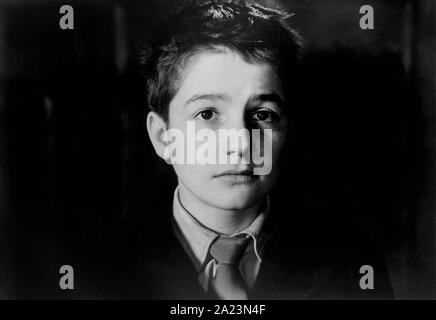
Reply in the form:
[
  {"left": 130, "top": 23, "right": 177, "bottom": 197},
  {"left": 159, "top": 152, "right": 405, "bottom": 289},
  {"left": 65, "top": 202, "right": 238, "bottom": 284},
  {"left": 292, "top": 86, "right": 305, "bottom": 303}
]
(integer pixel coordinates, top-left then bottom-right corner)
[{"left": 140, "top": 0, "right": 303, "bottom": 122}]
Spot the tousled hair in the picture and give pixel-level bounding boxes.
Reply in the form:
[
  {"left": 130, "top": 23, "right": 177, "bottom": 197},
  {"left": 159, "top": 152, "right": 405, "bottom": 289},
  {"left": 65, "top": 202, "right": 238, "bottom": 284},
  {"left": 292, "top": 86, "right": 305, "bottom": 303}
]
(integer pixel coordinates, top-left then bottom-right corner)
[{"left": 139, "top": 0, "right": 303, "bottom": 122}]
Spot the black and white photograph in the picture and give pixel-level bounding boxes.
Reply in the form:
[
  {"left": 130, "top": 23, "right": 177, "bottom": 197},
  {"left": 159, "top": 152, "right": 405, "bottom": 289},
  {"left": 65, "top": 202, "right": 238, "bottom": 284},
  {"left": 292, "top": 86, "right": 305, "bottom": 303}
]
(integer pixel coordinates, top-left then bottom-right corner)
[{"left": 0, "top": 0, "right": 435, "bottom": 302}]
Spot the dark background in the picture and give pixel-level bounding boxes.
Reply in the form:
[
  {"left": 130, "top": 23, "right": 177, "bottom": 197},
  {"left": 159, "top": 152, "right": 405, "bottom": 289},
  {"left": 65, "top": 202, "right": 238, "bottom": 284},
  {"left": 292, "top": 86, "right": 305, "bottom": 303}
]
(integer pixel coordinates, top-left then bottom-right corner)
[{"left": 0, "top": 0, "right": 435, "bottom": 299}]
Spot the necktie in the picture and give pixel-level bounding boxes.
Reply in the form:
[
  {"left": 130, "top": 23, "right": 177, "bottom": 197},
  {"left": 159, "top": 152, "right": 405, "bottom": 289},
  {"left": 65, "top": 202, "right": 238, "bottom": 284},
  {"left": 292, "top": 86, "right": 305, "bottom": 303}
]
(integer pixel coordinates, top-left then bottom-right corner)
[{"left": 209, "top": 235, "right": 250, "bottom": 300}]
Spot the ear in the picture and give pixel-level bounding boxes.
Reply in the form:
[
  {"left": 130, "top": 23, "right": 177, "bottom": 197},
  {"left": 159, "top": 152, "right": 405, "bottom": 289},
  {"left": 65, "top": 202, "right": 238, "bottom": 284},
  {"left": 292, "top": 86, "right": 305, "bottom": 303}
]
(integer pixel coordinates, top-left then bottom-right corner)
[{"left": 146, "top": 111, "right": 170, "bottom": 163}]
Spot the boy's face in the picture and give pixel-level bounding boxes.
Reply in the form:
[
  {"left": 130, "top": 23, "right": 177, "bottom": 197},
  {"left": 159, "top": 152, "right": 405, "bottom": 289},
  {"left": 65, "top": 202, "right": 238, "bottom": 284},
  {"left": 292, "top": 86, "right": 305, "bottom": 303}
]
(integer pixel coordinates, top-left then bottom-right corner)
[{"left": 153, "top": 49, "right": 289, "bottom": 210}]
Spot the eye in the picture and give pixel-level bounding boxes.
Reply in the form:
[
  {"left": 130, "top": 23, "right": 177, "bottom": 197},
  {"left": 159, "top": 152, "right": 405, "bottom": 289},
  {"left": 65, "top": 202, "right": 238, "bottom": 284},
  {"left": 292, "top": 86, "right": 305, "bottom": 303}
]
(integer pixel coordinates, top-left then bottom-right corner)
[
  {"left": 251, "top": 109, "right": 277, "bottom": 122},
  {"left": 195, "top": 109, "right": 217, "bottom": 121}
]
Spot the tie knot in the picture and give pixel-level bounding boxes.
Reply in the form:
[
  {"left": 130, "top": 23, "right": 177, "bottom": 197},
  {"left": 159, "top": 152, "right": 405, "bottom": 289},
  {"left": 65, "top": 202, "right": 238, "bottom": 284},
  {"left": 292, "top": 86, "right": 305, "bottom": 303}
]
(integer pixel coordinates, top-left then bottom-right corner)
[{"left": 209, "top": 235, "right": 250, "bottom": 265}]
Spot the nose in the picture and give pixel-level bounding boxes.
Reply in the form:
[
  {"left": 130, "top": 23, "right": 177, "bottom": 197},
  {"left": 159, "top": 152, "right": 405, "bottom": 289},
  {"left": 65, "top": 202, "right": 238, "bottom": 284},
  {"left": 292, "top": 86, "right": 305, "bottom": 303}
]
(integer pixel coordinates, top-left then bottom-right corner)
[{"left": 221, "top": 115, "right": 251, "bottom": 164}]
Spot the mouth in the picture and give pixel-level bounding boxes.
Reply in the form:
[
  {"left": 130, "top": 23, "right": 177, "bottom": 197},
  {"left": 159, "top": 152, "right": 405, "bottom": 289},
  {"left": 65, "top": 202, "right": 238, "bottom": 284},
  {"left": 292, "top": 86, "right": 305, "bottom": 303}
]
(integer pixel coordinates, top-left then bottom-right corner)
[{"left": 214, "top": 169, "right": 258, "bottom": 184}]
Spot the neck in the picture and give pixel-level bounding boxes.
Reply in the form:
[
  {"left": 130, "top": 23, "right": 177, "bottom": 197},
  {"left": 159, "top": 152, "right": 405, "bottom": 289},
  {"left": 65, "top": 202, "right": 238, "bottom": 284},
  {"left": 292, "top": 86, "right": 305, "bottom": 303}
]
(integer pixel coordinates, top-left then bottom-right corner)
[{"left": 178, "top": 183, "right": 262, "bottom": 235}]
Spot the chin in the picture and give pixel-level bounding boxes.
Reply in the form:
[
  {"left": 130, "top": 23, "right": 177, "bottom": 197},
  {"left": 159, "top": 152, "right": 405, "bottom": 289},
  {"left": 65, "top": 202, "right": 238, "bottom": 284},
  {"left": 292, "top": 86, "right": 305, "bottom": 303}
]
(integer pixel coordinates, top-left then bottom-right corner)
[{"left": 208, "top": 191, "right": 261, "bottom": 211}]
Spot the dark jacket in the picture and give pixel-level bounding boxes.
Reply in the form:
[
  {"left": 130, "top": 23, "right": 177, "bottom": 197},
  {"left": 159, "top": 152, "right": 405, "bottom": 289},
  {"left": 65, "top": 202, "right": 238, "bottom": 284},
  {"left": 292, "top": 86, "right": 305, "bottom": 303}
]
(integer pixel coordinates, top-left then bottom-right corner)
[{"left": 105, "top": 198, "right": 394, "bottom": 300}]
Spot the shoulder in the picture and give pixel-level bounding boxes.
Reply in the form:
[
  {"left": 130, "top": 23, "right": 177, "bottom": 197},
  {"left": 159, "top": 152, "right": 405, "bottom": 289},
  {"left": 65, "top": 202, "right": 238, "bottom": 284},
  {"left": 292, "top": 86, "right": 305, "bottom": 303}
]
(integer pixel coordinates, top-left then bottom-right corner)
[
  {"left": 104, "top": 210, "right": 206, "bottom": 299},
  {"left": 263, "top": 201, "right": 394, "bottom": 299}
]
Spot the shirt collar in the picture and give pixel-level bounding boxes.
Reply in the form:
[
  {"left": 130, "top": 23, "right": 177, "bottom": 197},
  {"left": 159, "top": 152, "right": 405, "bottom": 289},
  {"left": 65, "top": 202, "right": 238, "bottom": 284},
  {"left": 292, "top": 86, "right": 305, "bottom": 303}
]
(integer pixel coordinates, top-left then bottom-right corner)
[{"left": 172, "top": 186, "right": 269, "bottom": 272}]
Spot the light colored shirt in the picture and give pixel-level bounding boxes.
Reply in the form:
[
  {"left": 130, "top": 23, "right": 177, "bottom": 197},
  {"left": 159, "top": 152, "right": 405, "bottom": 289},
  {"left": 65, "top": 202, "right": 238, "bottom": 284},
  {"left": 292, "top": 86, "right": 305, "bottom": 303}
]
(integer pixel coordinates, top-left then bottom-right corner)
[{"left": 172, "top": 186, "right": 268, "bottom": 292}]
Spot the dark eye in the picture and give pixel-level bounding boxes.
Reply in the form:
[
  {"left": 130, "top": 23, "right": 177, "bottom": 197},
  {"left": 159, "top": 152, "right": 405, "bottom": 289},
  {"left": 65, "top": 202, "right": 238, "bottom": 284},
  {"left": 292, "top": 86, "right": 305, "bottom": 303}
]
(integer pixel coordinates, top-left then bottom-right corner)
[
  {"left": 195, "top": 109, "right": 216, "bottom": 121},
  {"left": 251, "top": 110, "right": 276, "bottom": 122}
]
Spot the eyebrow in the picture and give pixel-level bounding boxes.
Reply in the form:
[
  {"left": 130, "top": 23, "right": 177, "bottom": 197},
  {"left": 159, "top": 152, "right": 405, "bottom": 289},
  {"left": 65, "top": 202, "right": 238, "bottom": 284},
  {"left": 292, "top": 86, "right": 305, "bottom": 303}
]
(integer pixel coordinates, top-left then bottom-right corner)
[
  {"left": 183, "top": 93, "right": 230, "bottom": 107},
  {"left": 254, "top": 93, "right": 284, "bottom": 107}
]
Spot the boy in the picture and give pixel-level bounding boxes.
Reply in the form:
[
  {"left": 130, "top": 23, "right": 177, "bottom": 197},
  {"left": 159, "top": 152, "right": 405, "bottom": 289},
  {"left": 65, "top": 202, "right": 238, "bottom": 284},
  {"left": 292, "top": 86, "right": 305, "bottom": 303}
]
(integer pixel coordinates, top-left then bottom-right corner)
[{"left": 120, "top": 0, "right": 393, "bottom": 299}]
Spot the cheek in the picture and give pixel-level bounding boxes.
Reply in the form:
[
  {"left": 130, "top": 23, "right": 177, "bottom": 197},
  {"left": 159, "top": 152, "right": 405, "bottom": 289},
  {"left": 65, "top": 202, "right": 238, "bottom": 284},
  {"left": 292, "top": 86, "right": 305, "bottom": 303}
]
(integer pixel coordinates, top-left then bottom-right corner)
[
  {"left": 267, "top": 132, "right": 287, "bottom": 176},
  {"left": 274, "top": 131, "right": 286, "bottom": 146},
  {"left": 173, "top": 163, "right": 212, "bottom": 181},
  {"left": 270, "top": 131, "right": 287, "bottom": 158}
]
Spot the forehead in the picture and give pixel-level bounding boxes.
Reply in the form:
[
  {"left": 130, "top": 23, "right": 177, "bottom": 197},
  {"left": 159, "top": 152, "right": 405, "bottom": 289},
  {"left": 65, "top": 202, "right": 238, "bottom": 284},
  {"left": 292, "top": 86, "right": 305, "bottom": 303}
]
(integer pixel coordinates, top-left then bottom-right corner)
[{"left": 170, "top": 50, "right": 283, "bottom": 108}]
